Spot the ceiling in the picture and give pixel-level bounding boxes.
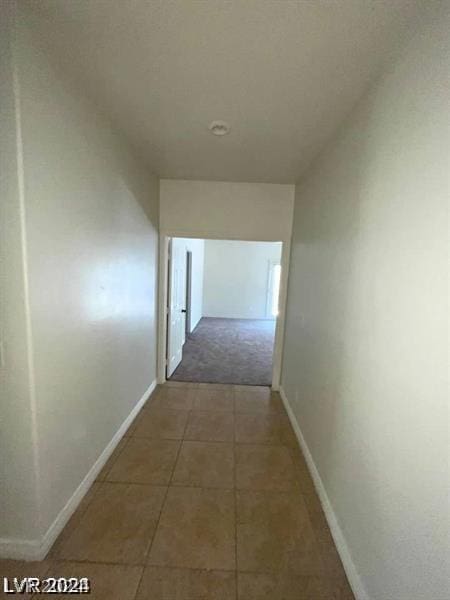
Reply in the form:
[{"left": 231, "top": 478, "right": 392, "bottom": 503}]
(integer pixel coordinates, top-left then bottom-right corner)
[{"left": 24, "top": 0, "right": 424, "bottom": 183}]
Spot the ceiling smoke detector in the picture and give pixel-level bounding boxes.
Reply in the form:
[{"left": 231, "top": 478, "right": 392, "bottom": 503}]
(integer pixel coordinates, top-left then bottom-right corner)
[{"left": 208, "top": 120, "right": 231, "bottom": 136}]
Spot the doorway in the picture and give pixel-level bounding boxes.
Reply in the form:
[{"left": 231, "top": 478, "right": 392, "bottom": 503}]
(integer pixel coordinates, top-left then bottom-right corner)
[{"left": 163, "top": 237, "right": 284, "bottom": 386}]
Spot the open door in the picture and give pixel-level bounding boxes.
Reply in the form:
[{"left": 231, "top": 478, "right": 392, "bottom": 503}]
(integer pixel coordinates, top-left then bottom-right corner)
[
  {"left": 167, "top": 238, "right": 187, "bottom": 377},
  {"left": 185, "top": 250, "right": 193, "bottom": 335}
]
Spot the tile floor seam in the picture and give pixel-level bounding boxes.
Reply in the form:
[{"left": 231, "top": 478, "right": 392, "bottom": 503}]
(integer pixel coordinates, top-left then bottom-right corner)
[
  {"left": 180, "top": 438, "right": 235, "bottom": 446},
  {"left": 131, "top": 434, "right": 187, "bottom": 441},
  {"left": 236, "top": 567, "right": 339, "bottom": 576},
  {"left": 52, "top": 557, "right": 148, "bottom": 568},
  {"left": 161, "top": 483, "right": 237, "bottom": 492},
  {"left": 91, "top": 479, "right": 169, "bottom": 488},
  {"left": 142, "top": 418, "right": 188, "bottom": 566},
  {"left": 131, "top": 436, "right": 292, "bottom": 447},
  {"left": 131, "top": 562, "right": 146, "bottom": 600}
]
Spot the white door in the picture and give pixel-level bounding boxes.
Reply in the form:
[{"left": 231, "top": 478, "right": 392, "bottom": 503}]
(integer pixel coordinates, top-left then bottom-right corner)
[{"left": 167, "top": 238, "right": 186, "bottom": 377}]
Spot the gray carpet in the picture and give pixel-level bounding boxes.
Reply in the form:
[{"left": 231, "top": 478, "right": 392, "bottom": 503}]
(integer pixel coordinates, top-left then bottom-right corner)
[{"left": 170, "top": 317, "right": 276, "bottom": 386}]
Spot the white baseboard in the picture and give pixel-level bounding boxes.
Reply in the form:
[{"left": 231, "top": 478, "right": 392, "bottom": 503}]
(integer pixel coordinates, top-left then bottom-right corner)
[
  {"left": 279, "top": 386, "right": 370, "bottom": 600},
  {"left": 0, "top": 379, "right": 157, "bottom": 562}
]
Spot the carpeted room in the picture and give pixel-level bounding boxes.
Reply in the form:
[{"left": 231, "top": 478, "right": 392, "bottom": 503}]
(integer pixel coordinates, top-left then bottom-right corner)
[{"left": 168, "top": 238, "right": 282, "bottom": 386}]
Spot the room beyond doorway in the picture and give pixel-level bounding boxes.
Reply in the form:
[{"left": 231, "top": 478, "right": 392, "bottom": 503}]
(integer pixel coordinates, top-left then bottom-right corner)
[
  {"left": 165, "top": 238, "right": 283, "bottom": 387},
  {"left": 170, "top": 317, "right": 276, "bottom": 385}
]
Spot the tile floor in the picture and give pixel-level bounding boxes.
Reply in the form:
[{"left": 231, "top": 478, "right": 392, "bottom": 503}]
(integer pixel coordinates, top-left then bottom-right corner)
[{"left": 0, "top": 382, "right": 354, "bottom": 599}]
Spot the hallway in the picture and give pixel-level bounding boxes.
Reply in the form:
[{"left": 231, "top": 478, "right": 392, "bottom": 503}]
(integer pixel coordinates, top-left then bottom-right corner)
[
  {"left": 170, "top": 318, "right": 276, "bottom": 386},
  {"left": 3, "top": 3, "right": 447, "bottom": 597},
  {"left": 1, "top": 382, "right": 353, "bottom": 599}
]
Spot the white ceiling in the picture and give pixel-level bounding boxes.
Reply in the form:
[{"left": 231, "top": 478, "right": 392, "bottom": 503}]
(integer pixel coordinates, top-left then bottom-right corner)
[{"left": 24, "top": 0, "right": 424, "bottom": 183}]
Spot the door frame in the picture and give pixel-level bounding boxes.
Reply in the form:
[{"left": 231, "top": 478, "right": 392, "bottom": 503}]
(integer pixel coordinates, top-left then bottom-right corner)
[
  {"left": 185, "top": 250, "right": 193, "bottom": 335},
  {"left": 157, "top": 231, "right": 291, "bottom": 390}
]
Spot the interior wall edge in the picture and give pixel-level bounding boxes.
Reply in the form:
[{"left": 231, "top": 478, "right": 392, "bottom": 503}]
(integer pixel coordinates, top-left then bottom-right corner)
[{"left": 11, "top": 2, "right": 43, "bottom": 537}]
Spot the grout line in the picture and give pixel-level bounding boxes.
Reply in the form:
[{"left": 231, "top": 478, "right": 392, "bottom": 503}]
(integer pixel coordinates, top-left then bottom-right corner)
[
  {"left": 141, "top": 406, "right": 191, "bottom": 569},
  {"left": 51, "top": 557, "right": 148, "bottom": 568},
  {"left": 99, "top": 480, "right": 304, "bottom": 495},
  {"left": 102, "top": 480, "right": 235, "bottom": 492},
  {"left": 131, "top": 561, "right": 146, "bottom": 599},
  {"left": 130, "top": 434, "right": 290, "bottom": 446}
]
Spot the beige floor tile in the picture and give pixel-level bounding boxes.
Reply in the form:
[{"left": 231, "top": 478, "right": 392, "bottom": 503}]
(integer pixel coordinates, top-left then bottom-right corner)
[
  {"left": 233, "top": 385, "right": 271, "bottom": 393},
  {"left": 0, "top": 559, "right": 50, "bottom": 584},
  {"left": 279, "top": 418, "right": 300, "bottom": 448},
  {"left": 96, "top": 438, "right": 128, "bottom": 481},
  {"left": 38, "top": 562, "right": 143, "bottom": 599},
  {"left": 163, "top": 381, "right": 199, "bottom": 388},
  {"left": 287, "top": 448, "right": 317, "bottom": 495},
  {"left": 304, "top": 497, "right": 335, "bottom": 547},
  {"left": 136, "top": 566, "right": 236, "bottom": 599},
  {"left": 148, "top": 486, "right": 235, "bottom": 570},
  {"left": 294, "top": 474, "right": 321, "bottom": 502},
  {"left": 124, "top": 410, "right": 146, "bottom": 436},
  {"left": 234, "top": 390, "right": 284, "bottom": 414},
  {"left": 234, "top": 413, "right": 280, "bottom": 444},
  {"left": 133, "top": 408, "right": 189, "bottom": 440},
  {"left": 37, "top": 383, "right": 351, "bottom": 600},
  {"left": 328, "top": 578, "right": 355, "bottom": 600},
  {"left": 150, "top": 387, "right": 194, "bottom": 410},
  {"left": 236, "top": 444, "right": 296, "bottom": 491},
  {"left": 238, "top": 572, "right": 342, "bottom": 600},
  {"left": 288, "top": 444, "right": 309, "bottom": 470},
  {"left": 124, "top": 419, "right": 140, "bottom": 437},
  {"left": 172, "top": 441, "right": 234, "bottom": 489},
  {"left": 294, "top": 467, "right": 317, "bottom": 496},
  {"left": 49, "top": 482, "right": 102, "bottom": 558},
  {"left": 318, "top": 543, "right": 350, "bottom": 585},
  {"left": 184, "top": 411, "right": 234, "bottom": 442},
  {"left": 236, "top": 490, "right": 321, "bottom": 574},
  {"left": 106, "top": 438, "right": 180, "bottom": 485},
  {"left": 192, "top": 388, "right": 234, "bottom": 412},
  {"left": 198, "top": 382, "right": 234, "bottom": 390},
  {"left": 58, "top": 483, "right": 166, "bottom": 564}
]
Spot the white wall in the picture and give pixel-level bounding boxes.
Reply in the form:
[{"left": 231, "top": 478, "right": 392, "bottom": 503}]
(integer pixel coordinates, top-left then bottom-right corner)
[
  {"left": 203, "top": 240, "right": 282, "bottom": 319},
  {"left": 160, "top": 179, "right": 294, "bottom": 242},
  {"left": 0, "top": 2, "right": 40, "bottom": 544},
  {"left": 281, "top": 5, "right": 449, "bottom": 600},
  {"left": 1, "top": 5, "right": 159, "bottom": 555},
  {"left": 176, "top": 238, "right": 205, "bottom": 332}
]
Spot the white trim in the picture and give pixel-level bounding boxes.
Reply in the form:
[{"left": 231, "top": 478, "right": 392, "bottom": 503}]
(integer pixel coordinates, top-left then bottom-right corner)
[
  {"left": 160, "top": 228, "right": 285, "bottom": 243},
  {"left": 270, "top": 239, "right": 290, "bottom": 390},
  {"left": 265, "top": 259, "right": 277, "bottom": 318},
  {"left": 279, "top": 385, "right": 370, "bottom": 600},
  {"left": 157, "top": 234, "right": 169, "bottom": 383},
  {"left": 0, "top": 379, "right": 157, "bottom": 561}
]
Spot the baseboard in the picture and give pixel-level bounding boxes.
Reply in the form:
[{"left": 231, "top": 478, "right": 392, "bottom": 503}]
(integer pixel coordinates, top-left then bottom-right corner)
[
  {"left": 0, "top": 379, "right": 157, "bottom": 562},
  {"left": 279, "top": 386, "right": 370, "bottom": 600},
  {"left": 0, "top": 538, "right": 42, "bottom": 562}
]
